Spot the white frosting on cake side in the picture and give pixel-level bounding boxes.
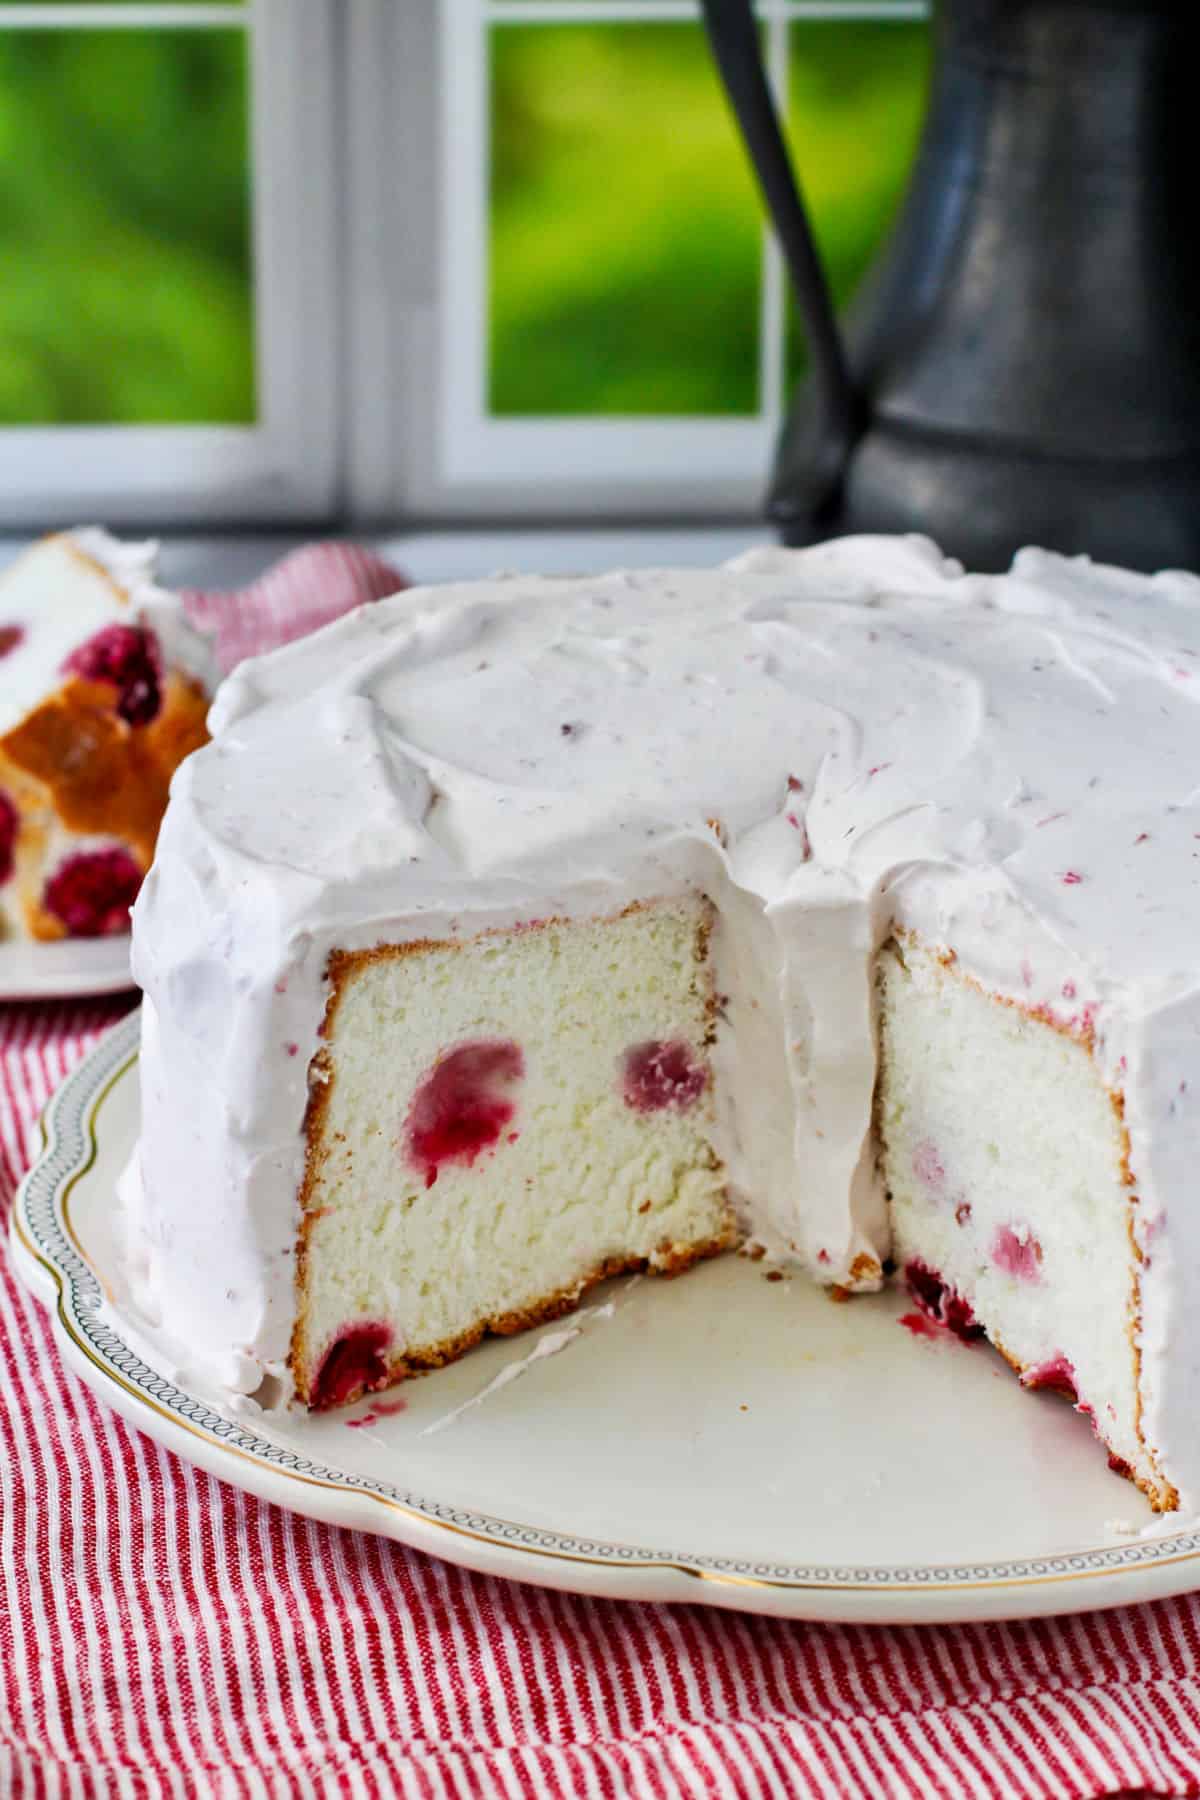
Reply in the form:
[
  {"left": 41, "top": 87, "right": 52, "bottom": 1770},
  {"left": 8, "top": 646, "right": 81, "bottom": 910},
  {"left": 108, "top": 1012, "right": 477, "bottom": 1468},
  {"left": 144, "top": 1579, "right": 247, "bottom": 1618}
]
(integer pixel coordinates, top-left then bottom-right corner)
[{"left": 127, "top": 535, "right": 1200, "bottom": 1502}]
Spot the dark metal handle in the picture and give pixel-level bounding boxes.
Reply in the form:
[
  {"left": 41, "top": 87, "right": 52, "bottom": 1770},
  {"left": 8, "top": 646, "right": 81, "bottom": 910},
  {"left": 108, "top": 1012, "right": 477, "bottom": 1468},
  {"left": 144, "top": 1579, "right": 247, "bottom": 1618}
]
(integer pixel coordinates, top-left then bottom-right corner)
[{"left": 699, "top": 0, "right": 863, "bottom": 519}]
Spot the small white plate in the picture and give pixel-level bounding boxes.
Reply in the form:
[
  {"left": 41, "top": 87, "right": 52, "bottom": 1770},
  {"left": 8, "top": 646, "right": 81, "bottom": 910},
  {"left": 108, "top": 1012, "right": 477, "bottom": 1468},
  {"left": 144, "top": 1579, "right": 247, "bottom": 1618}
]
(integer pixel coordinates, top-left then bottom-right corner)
[
  {"left": 13, "top": 1010, "right": 1200, "bottom": 1624},
  {"left": 0, "top": 933, "right": 134, "bottom": 1002}
]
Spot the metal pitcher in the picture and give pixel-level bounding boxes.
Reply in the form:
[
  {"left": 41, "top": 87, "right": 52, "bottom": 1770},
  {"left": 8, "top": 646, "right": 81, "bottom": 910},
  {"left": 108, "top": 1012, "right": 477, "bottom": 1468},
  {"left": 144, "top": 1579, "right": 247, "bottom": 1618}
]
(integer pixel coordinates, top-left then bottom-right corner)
[{"left": 701, "top": 0, "right": 1200, "bottom": 571}]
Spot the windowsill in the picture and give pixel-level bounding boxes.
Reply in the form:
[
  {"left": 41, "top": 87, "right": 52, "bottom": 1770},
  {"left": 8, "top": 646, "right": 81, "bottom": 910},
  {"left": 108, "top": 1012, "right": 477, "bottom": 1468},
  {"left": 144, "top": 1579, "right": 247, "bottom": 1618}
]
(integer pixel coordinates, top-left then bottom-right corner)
[{"left": 1, "top": 524, "right": 774, "bottom": 591}]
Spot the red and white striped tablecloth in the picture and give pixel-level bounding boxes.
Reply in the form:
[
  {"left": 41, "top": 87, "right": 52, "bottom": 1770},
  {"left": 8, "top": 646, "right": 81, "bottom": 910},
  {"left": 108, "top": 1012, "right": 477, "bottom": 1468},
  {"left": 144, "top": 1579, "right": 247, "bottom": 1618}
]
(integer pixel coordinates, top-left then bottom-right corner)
[{"left": 4, "top": 545, "right": 1200, "bottom": 1798}]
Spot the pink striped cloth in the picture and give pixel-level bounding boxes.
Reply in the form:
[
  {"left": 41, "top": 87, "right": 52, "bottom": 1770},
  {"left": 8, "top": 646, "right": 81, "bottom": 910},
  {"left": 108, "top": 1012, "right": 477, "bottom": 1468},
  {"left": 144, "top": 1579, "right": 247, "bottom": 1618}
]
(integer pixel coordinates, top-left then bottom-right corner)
[
  {"left": 181, "top": 541, "right": 410, "bottom": 676},
  {"left": 3, "top": 545, "right": 1200, "bottom": 1797}
]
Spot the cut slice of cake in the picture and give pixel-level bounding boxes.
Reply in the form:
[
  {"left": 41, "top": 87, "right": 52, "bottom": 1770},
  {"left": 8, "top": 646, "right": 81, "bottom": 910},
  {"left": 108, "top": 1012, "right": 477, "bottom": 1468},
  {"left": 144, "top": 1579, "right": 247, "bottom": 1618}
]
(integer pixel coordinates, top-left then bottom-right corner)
[
  {"left": 292, "top": 899, "right": 732, "bottom": 1408},
  {"left": 0, "top": 530, "right": 213, "bottom": 941},
  {"left": 876, "top": 931, "right": 1172, "bottom": 1509}
]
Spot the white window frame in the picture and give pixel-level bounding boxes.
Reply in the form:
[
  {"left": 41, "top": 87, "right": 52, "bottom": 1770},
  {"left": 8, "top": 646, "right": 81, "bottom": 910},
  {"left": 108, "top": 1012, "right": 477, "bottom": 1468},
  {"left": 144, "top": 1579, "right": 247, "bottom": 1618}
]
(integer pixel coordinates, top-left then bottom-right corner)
[
  {"left": 346, "top": 0, "right": 928, "bottom": 523},
  {"left": 440, "top": 0, "right": 785, "bottom": 520},
  {"left": 0, "top": 0, "right": 338, "bottom": 531},
  {"left": 0, "top": 0, "right": 928, "bottom": 529}
]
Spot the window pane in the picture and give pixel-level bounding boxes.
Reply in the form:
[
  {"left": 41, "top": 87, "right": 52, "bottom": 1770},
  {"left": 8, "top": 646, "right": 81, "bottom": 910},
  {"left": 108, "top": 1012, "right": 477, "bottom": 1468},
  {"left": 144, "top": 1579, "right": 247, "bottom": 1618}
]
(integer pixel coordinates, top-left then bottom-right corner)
[
  {"left": 0, "top": 28, "right": 254, "bottom": 425},
  {"left": 489, "top": 22, "right": 762, "bottom": 418},
  {"left": 784, "top": 17, "right": 929, "bottom": 391}
]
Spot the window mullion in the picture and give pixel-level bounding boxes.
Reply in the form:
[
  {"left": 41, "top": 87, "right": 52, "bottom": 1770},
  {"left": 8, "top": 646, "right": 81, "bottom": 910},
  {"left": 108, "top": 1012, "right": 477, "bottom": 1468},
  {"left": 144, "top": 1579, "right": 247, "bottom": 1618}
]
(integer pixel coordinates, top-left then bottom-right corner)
[
  {"left": 0, "top": 4, "right": 245, "bottom": 29},
  {"left": 247, "top": 0, "right": 338, "bottom": 510}
]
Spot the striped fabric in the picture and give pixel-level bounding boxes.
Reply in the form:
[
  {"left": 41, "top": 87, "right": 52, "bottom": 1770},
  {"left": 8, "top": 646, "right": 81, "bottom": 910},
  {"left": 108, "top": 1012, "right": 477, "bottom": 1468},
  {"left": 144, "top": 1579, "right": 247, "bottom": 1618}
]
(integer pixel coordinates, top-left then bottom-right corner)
[
  {"left": 3, "top": 545, "right": 1199, "bottom": 1797},
  {"left": 181, "top": 541, "right": 410, "bottom": 676}
]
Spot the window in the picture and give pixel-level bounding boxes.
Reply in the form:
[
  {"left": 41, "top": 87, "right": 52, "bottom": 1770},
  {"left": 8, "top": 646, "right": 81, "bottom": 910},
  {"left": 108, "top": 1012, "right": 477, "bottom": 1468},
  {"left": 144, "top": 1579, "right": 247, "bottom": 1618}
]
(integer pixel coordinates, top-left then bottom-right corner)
[
  {"left": 3, "top": 1, "right": 929, "bottom": 527},
  {"left": 420, "top": 0, "right": 931, "bottom": 519},
  {"left": 0, "top": 0, "right": 337, "bottom": 528}
]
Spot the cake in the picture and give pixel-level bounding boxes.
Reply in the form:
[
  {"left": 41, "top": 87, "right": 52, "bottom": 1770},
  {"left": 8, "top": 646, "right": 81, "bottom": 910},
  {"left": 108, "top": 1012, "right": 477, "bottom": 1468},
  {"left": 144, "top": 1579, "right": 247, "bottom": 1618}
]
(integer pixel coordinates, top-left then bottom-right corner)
[
  {"left": 127, "top": 536, "right": 1200, "bottom": 1510},
  {"left": 0, "top": 530, "right": 213, "bottom": 942}
]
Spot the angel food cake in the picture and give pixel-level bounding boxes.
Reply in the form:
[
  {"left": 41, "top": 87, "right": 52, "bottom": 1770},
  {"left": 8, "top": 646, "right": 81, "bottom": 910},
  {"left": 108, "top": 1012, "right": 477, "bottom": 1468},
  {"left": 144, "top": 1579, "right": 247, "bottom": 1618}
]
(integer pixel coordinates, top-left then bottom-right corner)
[
  {"left": 0, "top": 530, "right": 212, "bottom": 941},
  {"left": 128, "top": 537, "right": 1200, "bottom": 1510}
]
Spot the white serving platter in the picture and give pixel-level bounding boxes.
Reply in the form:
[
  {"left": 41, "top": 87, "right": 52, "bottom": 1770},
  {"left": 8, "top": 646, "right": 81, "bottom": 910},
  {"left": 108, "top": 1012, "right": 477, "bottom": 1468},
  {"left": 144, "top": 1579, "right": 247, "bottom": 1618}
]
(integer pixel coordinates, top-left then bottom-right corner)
[{"left": 12, "top": 1008, "right": 1200, "bottom": 1624}]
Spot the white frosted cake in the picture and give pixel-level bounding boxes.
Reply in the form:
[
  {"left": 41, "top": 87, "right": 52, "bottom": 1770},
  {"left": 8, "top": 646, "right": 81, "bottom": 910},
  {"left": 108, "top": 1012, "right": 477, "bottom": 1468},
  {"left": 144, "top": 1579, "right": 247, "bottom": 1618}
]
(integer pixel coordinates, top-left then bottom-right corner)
[
  {"left": 0, "top": 530, "right": 212, "bottom": 941},
  {"left": 127, "top": 536, "right": 1200, "bottom": 1510}
]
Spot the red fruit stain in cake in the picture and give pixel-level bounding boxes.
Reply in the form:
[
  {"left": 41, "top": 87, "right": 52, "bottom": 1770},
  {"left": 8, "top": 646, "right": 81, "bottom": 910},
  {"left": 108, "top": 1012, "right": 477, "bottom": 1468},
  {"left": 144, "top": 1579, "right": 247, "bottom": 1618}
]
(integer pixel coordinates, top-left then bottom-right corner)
[
  {"left": 1022, "top": 1359, "right": 1134, "bottom": 1476},
  {"left": 903, "top": 1258, "right": 983, "bottom": 1342},
  {"left": 345, "top": 1395, "right": 408, "bottom": 1429},
  {"left": 785, "top": 814, "right": 813, "bottom": 859},
  {"left": 954, "top": 1200, "right": 972, "bottom": 1226},
  {"left": 1021, "top": 1354, "right": 1078, "bottom": 1400},
  {"left": 1134, "top": 832, "right": 1150, "bottom": 846},
  {"left": 621, "top": 1040, "right": 708, "bottom": 1114},
  {"left": 899, "top": 1311, "right": 943, "bottom": 1340},
  {"left": 406, "top": 1039, "right": 525, "bottom": 1187},
  {"left": 787, "top": 774, "right": 804, "bottom": 792},
  {"left": 817, "top": 1249, "right": 831, "bottom": 1265},
  {"left": 0, "top": 790, "right": 17, "bottom": 884},
  {"left": 1061, "top": 869, "right": 1084, "bottom": 886},
  {"left": 311, "top": 1322, "right": 393, "bottom": 1409},
  {"left": 1022, "top": 1354, "right": 1106, "bottom": 1432},
  {"left": 911, "top": 1139, "right": 945, "bottom": 1189},
  {"left": 993, "top": 1223, "right": 1042, "bottom": 1281},
  {"left": 866, "top": 763, "right": 891, "bottom": 779},
  {"left": 63, "top": 623, "right": 162, "bottom": 726},
  {"left": 1062, "top": 980, "right": 1077, "bottom": 1000},
  {"left": 0, "top": 623, "right": 25, "bottom": 658},
  {"left": 285, "top": 1043, "right": 299, "bottom": 1058},
  {"left": 43, "top": 847, "right": 142, "bottom": 937}
]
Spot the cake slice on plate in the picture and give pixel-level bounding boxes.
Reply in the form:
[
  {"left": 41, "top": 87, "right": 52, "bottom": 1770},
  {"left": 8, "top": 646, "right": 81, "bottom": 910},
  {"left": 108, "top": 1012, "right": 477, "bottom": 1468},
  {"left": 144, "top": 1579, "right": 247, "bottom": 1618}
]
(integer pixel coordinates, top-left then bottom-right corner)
[{"left": 0, "top": 530, "right": 212, "bottom": 941}]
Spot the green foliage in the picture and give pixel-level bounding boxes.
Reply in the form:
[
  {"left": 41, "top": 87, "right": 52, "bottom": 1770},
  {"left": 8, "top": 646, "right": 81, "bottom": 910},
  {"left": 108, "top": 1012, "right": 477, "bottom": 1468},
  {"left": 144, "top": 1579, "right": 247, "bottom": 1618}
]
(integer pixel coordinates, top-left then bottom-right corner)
[
  {"left": 0, "top": 16, "right": 929, "bottom": 431},
  {"left": 0, "top": 29, "right": 254, "bottom": 425},
  {"left": 489, "top": 19, "right": 930, "bottom": 418},
  {"left": 784, "top": 21, "right": 931, "bottom": 387},
  {"left": 490, "top": 24, "right": 763, "bottom": 416}
]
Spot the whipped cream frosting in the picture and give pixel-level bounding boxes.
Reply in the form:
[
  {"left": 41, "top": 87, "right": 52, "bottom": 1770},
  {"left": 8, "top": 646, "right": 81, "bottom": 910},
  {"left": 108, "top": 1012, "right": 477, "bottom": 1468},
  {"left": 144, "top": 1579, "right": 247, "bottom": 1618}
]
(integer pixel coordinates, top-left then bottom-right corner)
[{"left": 128, "top": 535, "right": 1200, "bottom": 1499}]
